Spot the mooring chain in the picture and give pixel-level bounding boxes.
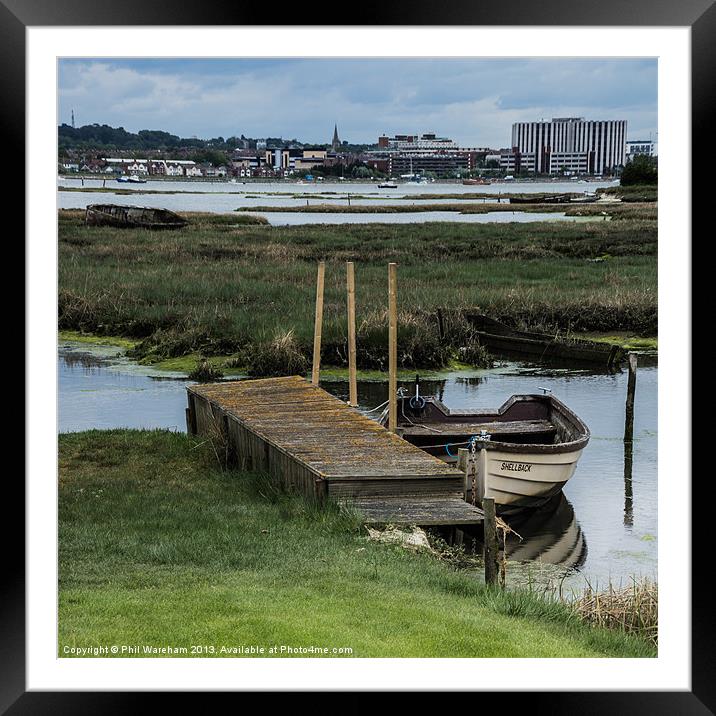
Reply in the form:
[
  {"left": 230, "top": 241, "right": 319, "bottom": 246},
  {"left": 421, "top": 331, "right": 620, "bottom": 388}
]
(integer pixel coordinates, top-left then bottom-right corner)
[{"left": 469, "top": 436, "right": 478, "bottom": 505}]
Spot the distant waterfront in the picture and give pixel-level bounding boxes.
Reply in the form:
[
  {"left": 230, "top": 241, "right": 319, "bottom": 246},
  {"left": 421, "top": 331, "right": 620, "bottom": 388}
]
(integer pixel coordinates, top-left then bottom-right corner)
[{"left": 58, "top": 177, "right": 619, "bottom": 223}]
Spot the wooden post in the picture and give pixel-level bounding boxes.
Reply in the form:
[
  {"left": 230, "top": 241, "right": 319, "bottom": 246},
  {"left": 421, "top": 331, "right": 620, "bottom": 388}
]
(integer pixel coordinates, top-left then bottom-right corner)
[
  {"left": 458, "top": 447, "right": 477, "bottom": 503},
  {"left": 458, "top": 448, "right": 469, "bottom": 502},
  {"left": 346, "top": 262, "right": 358, "bottom": 406},
  {"left": 436, "top": 308, "right": 445, "bottom": 341},
  {"left": 311, "top": 261, "right": 325, "bottom": 385},
  {"left": 388, "top": 262, "right": 398, "bottom": 432},
  {"left": 623, "top": 353, "right": 638, "bottom": 443},
  {"left": 482, "top": 496, "right": 499, "bottom": 587}
]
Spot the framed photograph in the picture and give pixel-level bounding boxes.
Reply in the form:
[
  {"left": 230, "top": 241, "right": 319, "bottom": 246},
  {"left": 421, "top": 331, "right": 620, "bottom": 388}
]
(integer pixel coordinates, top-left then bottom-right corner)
[{"left": 9, "top": 0, "right": 705, "bottom": 710}]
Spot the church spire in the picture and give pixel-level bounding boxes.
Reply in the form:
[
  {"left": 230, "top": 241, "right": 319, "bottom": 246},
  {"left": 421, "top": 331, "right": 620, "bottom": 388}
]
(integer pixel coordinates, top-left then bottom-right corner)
[{"left": 331, "top": 124, "right": 340, "bottom": 151}]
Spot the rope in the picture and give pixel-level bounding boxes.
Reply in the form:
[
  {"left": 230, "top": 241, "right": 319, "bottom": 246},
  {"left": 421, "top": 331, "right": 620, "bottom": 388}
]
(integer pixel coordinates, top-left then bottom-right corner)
[
  {"left": 362, "top": 399, "right": 389, "bottom": 414},
  {"left": 442, "top": 434, "right": 480, "bottom": 458}
]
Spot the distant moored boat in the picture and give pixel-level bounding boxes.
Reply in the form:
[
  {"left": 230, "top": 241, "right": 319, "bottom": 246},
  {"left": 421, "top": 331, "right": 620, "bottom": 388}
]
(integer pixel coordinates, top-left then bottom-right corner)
[{"left": 85, "top": 204, "right": 188, "bottom": 230}]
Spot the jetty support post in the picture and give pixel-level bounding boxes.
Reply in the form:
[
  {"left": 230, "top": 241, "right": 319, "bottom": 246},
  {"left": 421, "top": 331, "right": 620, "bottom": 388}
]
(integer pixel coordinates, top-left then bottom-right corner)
[
  {"left": 388, "top": 262, "right": 398, "bottom": 432},
  {"left": 458, "top": 447, "right": 476, "bottom": 503},
  {"left": 623, "top": 353, "right": 638, "bottom": 443},
  {"left": 185, "top": 394, "right": 197, "bottom": 435},
  {"left": 311, "top": 261, "right": 326, "bottom": 385},
  {"left": 346, "top": 262, "right": 358, "bottom": 406},
  {"left": 482, "top": 496, "right": 499, "bottom": 587}
]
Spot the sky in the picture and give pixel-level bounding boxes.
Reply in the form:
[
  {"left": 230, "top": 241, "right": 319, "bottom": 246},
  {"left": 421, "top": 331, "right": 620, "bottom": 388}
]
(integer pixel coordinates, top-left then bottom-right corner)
[{"left": 58, "top": 58, "right": 657, "bottom": 148}]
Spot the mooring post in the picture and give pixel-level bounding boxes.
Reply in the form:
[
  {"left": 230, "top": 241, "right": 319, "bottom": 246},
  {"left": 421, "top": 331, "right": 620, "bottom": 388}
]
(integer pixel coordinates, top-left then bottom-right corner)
[
  {"left": 458, "top": 447, "right": 477, "bottom": 503},
  {"left": 311, "top": 261, "right": 325, "bottom": 385},
  {"left": 457, "top": 448, "right": 469, "bottom": 501},
  {"left": 388, "top": 262, "right": 398, "bottom": 432},
  {"left": 624, "top": 353, "right": 638, "bottom": 443},
  {"left": 482, "top": 496, "right": 499, "bottom": 587},
  {"left": 346, "top": 262, "right": 358, "bottom": 406}
]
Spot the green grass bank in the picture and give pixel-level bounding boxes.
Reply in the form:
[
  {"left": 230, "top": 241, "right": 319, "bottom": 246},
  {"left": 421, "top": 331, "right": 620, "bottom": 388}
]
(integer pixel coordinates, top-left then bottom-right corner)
[
  {"left": 58, "top": 429, "right": 655, "bottom": 658},
  {"left": 58, "top": 209, "right": 657, "bottom": 374}
]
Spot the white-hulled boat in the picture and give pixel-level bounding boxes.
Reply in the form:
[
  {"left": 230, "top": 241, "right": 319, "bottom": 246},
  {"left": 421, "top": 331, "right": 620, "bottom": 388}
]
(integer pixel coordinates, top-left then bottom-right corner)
[
  {"left": 377, "top": 181, "right": 398, "bottom": 189},
  {"left": 380, "top": 390, "right": 589, "bottom": 510}
]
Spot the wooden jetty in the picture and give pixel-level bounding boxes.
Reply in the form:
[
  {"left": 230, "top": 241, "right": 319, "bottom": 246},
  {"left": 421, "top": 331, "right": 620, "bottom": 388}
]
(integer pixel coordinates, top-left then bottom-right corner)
[{"left": 186, "top": 375, "right": 484, "bottom": 526}]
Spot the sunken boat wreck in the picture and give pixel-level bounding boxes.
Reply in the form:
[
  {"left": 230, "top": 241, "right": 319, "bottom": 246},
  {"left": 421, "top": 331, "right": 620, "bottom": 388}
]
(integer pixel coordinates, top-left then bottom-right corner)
[
  {"left": 379, "top": 388, "right": 590, "bottom": 510},
  {"left": 463, "top": 313, "right": 625, "bottom": 368},
  {"left": 85, "top": 204, "right": 188, "bottom": 230}
]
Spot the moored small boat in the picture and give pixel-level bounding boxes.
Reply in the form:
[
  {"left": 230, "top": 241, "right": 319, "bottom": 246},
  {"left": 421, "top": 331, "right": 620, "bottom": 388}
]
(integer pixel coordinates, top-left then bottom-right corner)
[
  {"left": 380, "top": 389, "right": 590, "bottom": 510},
  {"left": 85, "top": 204, "right": 188, "bottom": 230},
  {"left": 378, "top": 181, "right": 398, "bottom": 189}
]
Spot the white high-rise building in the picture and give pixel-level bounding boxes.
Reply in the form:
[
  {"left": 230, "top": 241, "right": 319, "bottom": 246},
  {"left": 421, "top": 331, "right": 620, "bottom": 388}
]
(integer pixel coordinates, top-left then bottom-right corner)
[{"left": 509, "top": 117, "right": 627, "bottom": 175}]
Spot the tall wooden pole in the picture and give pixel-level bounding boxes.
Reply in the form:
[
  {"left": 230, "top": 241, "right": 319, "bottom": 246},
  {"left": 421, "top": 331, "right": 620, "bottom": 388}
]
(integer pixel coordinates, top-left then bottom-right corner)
[
  {"left": 388, "top": 262, "right": 398, "bottom": 432},
  {"left": 346, "top": 262, "right": 358, "bottom": 406},
  {"left": 623, "top": 353, "right": 638, "bottom": 443},
  {"left": 311, "top": 261, "right": 325, "bottom": 385}
]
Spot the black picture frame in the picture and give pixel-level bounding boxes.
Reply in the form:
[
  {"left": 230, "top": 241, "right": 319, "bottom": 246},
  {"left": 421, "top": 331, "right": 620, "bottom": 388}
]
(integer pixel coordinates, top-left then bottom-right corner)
[{"left": 8, "top": 1, "right": 705, "bottom": 712}]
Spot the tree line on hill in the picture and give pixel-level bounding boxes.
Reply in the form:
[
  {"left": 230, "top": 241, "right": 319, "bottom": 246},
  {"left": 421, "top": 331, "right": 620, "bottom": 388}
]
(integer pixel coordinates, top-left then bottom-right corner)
[{"left": 58, "top": 123, "right": 377, "bottom": 155}]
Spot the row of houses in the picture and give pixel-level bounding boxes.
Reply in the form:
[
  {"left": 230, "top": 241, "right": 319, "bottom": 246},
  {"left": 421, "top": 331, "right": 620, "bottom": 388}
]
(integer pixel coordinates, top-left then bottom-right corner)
[{"left": 59, "top": 148, "right": 347, "bottom": 179}]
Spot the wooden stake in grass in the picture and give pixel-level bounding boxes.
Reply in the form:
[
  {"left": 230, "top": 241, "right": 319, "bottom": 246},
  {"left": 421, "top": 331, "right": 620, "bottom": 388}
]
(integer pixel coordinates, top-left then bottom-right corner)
[
  {"left": 482, "top": 496, "right": 499, "bottom": 587},
  {"left": 388, "top": 262, "right": 398, "bottom": 432},
  {"left": 624, "top": 353, "right": 638, "bottom": 443},
  {"left": 346, "top": 262, "right": 358, "bottom": 406},
  {"left": 311, "top": 261, "right": 325, "bottom": 385}
]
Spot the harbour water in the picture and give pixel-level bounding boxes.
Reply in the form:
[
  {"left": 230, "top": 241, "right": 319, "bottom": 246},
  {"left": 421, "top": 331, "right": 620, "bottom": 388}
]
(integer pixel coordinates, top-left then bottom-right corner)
[
  {"left": 58, "top": 177, "right": 616, "bottom": 224},
  {"left": 59, "top": 341, "right": 657, "bottom": 591}
]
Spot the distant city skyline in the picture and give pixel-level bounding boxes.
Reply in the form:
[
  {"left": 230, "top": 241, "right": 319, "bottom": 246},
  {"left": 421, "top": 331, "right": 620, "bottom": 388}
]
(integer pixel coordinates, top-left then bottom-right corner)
[{"left": 58, "top": 58, "right": 657, "bottom": 149}]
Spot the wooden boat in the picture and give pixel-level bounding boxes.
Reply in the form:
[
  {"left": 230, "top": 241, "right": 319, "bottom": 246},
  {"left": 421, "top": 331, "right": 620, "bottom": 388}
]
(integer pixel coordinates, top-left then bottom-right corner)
[
  {"left": 380, "top": 390, "right": 590, "bottom": 509},
  {"left": 509, "top": 194, "right": 572, "bottom": 204},
  {"left": 464, "top": 313, "right": 625, "bottom": 367},
  {"left": 85, "top": 204, "right": 188, "bottom": 230},
  {"left": 462, "top": 178, "right": 491, "bottom": 185}
]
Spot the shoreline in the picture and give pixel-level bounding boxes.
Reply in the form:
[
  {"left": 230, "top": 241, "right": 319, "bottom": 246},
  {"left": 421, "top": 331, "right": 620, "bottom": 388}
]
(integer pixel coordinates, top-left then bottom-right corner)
[{"left": 59, "top": 330, "right": 657, "bottom": 379}]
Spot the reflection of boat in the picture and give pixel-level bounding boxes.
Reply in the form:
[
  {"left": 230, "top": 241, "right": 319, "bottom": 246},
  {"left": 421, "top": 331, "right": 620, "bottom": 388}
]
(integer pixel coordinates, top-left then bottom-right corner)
[
  {"left": 85, "top": 204, "right": 188, "bottom": 230},
  {"left": 381, "top": 389, "right": 589, "bottom": 509},
  {"left": 504, "top": 494, "right": 587, "bottom": 569},
  {"left": 464, "top": 313, "right": 625, "bottom": 367},
  {"left": 378, "top": 181, "right": 398, "bottom": 189}
]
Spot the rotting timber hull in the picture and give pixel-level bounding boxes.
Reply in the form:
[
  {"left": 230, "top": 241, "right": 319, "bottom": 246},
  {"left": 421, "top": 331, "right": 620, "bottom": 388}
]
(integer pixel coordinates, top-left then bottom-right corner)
[
  {"left": 463, "top": 313, "right": 624, "bottom": 367},
  {"left": 85, "top": 204, "right": 188, "bottom": 230}
]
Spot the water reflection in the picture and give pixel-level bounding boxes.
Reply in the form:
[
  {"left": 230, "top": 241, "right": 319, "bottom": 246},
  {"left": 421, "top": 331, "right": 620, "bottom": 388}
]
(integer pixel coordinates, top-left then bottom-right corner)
[
  {"left": 503, "top": 494, "right": 587, "bottom": 570},
  {"left": 624, "top": 441, "right": 634, "bottom": 527},
  {"left": 60, "top": 350, "right": 105, "bottom": 372}
]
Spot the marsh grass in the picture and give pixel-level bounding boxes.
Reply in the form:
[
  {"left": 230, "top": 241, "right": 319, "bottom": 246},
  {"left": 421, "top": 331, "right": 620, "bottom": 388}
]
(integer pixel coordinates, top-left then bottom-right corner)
[
  {"left": 58, "top": 210, "right": 657, "bottom": 373},
  {"left": 568, "top": 578, "right": 658, "bottom": 647},
  {"left": 188, "top": 358, "right": 224, "bottom": 382}
]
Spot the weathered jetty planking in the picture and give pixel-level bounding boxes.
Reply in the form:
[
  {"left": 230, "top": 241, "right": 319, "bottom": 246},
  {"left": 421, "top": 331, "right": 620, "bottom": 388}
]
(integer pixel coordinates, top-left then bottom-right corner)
[{"left": 186, "top": 376, "right": 483, "bottom": 526}]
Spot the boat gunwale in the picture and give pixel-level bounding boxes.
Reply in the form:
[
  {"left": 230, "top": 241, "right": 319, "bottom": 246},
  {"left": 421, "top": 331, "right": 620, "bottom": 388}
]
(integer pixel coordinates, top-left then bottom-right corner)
[{"left": 390, "top": 393, "right": 590, "bottom": 455}]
